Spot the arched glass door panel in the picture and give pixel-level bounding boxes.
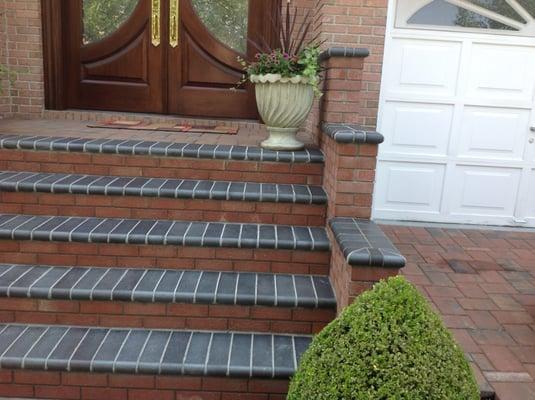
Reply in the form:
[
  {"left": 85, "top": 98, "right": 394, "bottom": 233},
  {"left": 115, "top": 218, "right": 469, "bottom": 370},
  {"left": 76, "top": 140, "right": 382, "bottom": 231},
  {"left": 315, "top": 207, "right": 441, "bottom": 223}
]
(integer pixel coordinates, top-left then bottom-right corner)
[
  {"left": 397, "top": 0, "right": 535, "bottom": 36},
  {"left": 464, "top": 0, "right": 525, "bottom": 23},
  {"left": 82, "top": 0, "right": 141, "bottom": 45},
  {"left": 190, "top": 0, "right": 249, "bottom": 54}
]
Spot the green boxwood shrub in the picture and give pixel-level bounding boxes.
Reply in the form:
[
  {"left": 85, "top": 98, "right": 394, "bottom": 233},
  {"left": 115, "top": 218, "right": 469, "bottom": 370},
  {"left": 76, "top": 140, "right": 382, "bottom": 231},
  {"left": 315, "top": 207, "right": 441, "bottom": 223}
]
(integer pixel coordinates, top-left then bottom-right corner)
[{"left": 288, "top": 276, "right": 479, "bottom": 400}]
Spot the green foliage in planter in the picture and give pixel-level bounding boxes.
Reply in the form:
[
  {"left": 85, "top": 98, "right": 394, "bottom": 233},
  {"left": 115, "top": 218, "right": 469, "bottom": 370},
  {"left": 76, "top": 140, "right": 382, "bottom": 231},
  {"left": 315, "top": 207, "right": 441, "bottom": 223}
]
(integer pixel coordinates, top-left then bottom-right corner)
[
  {"left": 237, "top": 1, "right": 323, "bottom": 97},
  {"left": 241, "top": 46, "right": 322, "bottom": 96},
  {"left": 287, "top": 276, "right": 479, "bottom": 400}
]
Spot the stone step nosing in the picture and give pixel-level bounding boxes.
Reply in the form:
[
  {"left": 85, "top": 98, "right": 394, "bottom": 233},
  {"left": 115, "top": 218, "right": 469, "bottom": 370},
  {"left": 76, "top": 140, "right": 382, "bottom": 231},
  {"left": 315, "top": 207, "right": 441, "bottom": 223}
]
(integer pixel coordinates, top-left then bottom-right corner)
[
  {"left": 0, "top": 214, "right": 331, "bottom": 252},
  {"left": 0, "top": 264, "right": 336, "bottom": 309},
  {"left": 0, "top": 171, "right": 328, "bottom": 205},
  {"left": 329, "top": 218, "right": 406, "bottom": 268},
  {"left": 0, "top": 323, "right": 311, "bottom": 379},
  {"left": 0, "top": 134, "right": 325, "bottom": 164}
]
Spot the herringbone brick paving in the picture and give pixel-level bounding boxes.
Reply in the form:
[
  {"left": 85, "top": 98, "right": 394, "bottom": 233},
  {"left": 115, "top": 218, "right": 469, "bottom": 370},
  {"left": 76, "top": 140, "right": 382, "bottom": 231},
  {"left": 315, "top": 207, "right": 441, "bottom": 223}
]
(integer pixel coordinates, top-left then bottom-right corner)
[{"left": 383, "top": 224, "right": 535, "bottom": 400}]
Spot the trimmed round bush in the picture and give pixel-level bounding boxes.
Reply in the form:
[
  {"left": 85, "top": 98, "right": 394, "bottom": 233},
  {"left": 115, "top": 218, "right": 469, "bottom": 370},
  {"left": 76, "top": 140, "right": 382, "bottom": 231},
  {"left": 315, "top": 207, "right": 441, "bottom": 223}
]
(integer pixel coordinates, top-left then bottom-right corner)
[{"left": 288, "top": 276, "right": 479, "bottom": 400}]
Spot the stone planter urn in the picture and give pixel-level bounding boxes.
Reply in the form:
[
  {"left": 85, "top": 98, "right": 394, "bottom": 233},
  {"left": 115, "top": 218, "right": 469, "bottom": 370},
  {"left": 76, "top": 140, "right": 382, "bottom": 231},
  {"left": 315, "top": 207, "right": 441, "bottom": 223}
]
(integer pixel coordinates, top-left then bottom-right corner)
[{"left": 251, "top": 74, "right": 314, "bottom": 151}]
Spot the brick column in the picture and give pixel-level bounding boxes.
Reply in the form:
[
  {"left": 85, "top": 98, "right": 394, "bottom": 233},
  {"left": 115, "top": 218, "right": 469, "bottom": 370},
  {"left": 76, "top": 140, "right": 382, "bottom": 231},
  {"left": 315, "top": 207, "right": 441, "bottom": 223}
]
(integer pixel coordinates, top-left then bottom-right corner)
[
  {"left": 318, "top": 48, "right": 404, "bottom": 313},
  {"left": 320, "top": 48, "right": 368, "bottom": 125},
  {"left": 319, "top": 48, "right": 383, "bottom": 220}
]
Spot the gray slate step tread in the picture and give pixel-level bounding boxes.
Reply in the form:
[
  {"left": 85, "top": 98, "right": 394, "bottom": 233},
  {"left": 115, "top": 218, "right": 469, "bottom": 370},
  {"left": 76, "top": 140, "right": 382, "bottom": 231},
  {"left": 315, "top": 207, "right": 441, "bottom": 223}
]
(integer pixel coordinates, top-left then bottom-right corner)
[
  {"left": 329, "top": 218, "right": 406, "bottom": 268},
  {"left": 0, "top": 214, "right": 331, "bottom": 251},
  {"left": 0, "top": 134, "right": 324, "bottom": 163},
  {"left": 0, "top": 323, "right": 311, "bottom": 378},
  {"left": 0, "top": 171, "right": 327, "bottom": 205},
  {"left": 0, "top": 264, "right": 336, "bottom": 308}
]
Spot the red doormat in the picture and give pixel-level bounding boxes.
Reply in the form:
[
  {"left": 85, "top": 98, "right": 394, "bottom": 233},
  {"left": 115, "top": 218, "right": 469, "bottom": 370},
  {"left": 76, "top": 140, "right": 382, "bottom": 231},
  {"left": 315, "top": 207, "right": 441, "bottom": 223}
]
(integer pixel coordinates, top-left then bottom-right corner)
[{"left": 87, "top": 120, "right": 239, "bottom": 135}]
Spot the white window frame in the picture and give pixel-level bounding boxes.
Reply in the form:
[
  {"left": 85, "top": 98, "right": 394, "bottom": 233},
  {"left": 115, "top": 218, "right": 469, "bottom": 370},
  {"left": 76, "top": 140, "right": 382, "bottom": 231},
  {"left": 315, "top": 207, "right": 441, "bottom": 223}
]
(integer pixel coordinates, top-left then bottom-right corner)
[{"left": 396, "top": 0, "right": 535, "bottom": 37}]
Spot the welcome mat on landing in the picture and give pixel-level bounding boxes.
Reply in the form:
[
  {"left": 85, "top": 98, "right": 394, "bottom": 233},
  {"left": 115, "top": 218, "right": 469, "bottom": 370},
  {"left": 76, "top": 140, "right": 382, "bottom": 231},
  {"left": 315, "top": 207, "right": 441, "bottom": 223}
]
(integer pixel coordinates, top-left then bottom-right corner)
[{"left": 87, "top": 120, "right": 239, "bottom": 135}]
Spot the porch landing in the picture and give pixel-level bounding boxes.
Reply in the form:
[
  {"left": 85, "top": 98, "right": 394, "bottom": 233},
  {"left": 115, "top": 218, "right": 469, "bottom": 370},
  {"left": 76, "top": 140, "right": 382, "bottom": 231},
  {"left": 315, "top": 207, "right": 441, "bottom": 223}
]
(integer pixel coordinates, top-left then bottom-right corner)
[
  {"left": 0, "top": 113, "right": 314, "bottom": 148},
  {"left": 386, "top": 224, "right": 535, "bottom": 400}
]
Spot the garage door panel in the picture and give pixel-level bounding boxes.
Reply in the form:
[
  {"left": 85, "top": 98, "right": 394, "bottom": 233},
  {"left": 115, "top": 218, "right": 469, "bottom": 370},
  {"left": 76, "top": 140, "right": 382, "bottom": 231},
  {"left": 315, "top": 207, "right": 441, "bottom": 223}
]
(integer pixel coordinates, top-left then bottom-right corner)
[
  {"left": 456, "top": 106, "right": 530, "bottom": 160},
  {"left": 381, "top": 101, "right": 453, "bottom": 156},
  {"left": 375, "top": 162, "right": 445, "bottom": 213},
  {"left": 466, "top": 44, "right": 535, "bottom": 102},
  {"left": 449, "top": 166, "right": 522, "bottom": 217},
  {"left": 375, "top": 3, "right": 535, "bottom": 227},
  {"left": 385, "top": 39, "right": 461, "bottom": 97},
  {"left": 523, "top": 169, "right": 535, "bottom": 219}
]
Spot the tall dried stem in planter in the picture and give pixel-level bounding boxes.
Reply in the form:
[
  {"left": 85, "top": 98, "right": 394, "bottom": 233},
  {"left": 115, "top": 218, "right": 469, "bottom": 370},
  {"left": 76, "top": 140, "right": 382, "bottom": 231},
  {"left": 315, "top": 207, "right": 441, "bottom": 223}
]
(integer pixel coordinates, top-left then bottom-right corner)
[{"left": 248, "top": 0, "right": 312, "bottom": 57}]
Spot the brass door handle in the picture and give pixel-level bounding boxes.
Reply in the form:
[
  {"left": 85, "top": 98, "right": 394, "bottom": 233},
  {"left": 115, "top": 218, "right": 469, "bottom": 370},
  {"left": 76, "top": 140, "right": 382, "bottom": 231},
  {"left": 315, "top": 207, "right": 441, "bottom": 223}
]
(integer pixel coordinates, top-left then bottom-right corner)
[
  {"left": 170, "top": 0, "right": 180, "bottom": 48},
  {"left": 151, "top": 0, "right": 161, "bottom": 46}
]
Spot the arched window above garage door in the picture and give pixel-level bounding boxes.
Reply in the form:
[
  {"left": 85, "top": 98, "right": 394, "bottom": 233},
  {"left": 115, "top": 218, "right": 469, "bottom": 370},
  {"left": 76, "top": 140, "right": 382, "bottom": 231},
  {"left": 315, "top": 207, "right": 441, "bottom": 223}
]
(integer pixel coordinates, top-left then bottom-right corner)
[{"left": 396, "top": 0, "right": 535, "bottom": 36}]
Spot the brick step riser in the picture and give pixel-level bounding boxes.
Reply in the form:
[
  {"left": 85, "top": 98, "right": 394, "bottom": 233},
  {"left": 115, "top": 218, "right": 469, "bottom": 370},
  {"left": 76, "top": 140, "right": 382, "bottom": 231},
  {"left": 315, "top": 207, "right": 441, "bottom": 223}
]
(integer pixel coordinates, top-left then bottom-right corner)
[
  {"left": 0, "top": 241, "right": 331, "bottom": 275},
  {"left": 43, "top": 108, "right": 267, "bottom": 127},
  {"left": 0, "top": 192, "right": 327, "bottom": 227},
  {"left": 0, "top": 149, "right": 323, "bottom": 185},
  {"left": 0, "top": 298, "right": 333, "bottom": 334},
  {"left": 0, "top": 369, "right": 289, "bottom": 400}
]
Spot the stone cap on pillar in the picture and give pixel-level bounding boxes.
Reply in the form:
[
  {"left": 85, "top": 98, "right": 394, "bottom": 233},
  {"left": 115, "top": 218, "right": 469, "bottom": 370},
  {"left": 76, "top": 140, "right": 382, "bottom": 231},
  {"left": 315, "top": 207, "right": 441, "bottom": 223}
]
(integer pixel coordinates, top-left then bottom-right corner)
[
  {"left": 329, "top": 218, "right": 406, "bottom": 268},
  {"left": 319, "top": 47, "right": 370, "bottom": 62},
  {"left": 322, "top": 123, "right": 384, "bottom": 145}
]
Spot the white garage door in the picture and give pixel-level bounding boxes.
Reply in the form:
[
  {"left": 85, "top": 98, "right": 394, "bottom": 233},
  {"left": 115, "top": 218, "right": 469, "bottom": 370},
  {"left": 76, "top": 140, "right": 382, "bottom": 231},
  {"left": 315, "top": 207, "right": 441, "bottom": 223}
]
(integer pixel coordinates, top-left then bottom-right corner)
[{"left": 373, "top": 0, "right": 535, "bottom": 227}]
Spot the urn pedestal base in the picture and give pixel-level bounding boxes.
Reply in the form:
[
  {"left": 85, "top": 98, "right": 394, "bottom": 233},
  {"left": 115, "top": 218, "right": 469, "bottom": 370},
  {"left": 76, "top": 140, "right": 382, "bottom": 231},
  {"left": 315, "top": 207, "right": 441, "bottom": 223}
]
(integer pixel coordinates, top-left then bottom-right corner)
[{"left": 261, "top": 127, "right": 305, "bottom": 151}]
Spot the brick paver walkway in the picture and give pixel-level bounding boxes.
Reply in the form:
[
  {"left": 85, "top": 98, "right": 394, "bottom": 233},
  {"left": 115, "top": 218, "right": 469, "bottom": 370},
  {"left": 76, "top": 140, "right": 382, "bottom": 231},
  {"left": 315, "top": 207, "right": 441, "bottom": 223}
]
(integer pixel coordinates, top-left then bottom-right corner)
[{"left": 383, "top": 224, "right": 535, "bottom": 400}]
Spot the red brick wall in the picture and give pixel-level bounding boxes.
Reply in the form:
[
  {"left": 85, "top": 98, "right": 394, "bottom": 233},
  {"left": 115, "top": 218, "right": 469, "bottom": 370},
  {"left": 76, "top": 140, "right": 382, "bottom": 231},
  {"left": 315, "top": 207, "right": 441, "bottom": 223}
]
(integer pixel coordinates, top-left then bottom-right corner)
[
  {"left": 292, "top": 0, "right": 389, "bottom": 142},
  {"left": 0, "top": 0, "right": 44, "bottom": 118},
  {"left": 1, "top": 0, "right": 388, "bottom": 127},
  {"left": 314, "top": 0, "right": 388, "bottom": 128},
  {"left": 0, "top": 1, "right": 10, "bottom": 116}
]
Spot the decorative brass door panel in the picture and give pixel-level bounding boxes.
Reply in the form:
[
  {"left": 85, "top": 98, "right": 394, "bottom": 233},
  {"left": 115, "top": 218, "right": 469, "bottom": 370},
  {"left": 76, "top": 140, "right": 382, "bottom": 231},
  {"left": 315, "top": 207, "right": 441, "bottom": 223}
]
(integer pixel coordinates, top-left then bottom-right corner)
[{"left": 169, "top": 0, "right": 180, "bottom": 48}]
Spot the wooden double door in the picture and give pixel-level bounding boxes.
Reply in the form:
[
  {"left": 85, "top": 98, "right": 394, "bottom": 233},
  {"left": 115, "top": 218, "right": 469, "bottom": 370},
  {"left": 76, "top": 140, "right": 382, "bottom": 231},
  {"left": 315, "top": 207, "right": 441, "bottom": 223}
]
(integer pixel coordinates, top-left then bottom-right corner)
[{"left": 64, "top": 0, "right": 278, "bottom": 118}]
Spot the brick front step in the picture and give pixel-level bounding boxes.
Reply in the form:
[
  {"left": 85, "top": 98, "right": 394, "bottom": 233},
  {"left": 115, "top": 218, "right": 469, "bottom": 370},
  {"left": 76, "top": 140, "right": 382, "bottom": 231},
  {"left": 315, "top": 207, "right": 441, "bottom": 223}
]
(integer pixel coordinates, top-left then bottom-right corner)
[
  {"left": 0, "top": 134, "right": 324, "bottom": 185},
  {"left": 0, "top": 265, "right": 335, "bottom": 308},
  {"left": 0, "top": 214, "right": 330, "bottom": 251},
  {"left": 0, "top": 215, "right": 331, "bottom": 274},
  {"left": 0, "top": 297, "right": 334, "bottom": 334},
  {"left": 0, "top": 324, "right": 309, "bottom": 399},
  {"left": 0, "top": 264, "right": 336, "bottom": 333},
  {"left": 0, "top": 369, "right": 290, "bottom": 400},
  {"left": 0, "top": 241, "right": 330, "bottom": 275},
  {"left": 0, "top": 171, "right": 327, "bottom": 226}
]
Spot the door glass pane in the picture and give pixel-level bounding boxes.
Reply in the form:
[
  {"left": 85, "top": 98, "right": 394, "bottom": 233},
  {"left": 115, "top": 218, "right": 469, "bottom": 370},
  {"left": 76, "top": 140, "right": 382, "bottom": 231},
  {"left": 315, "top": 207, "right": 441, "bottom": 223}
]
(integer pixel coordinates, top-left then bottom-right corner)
[
  {"left": 465, "top": 0, "right": 525, "bottom": 22},
  {"left": 83, "top": 0, "right": 140, "bottom": 45},
  {"left": 517, "top": 0, "right": 535, "bottom": 18},
  {"left": 190, "top": 0, "right": 249, "bottom": 53},
  {"left": 408, "top": 0, "right": 517, "bottom": 30}
]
